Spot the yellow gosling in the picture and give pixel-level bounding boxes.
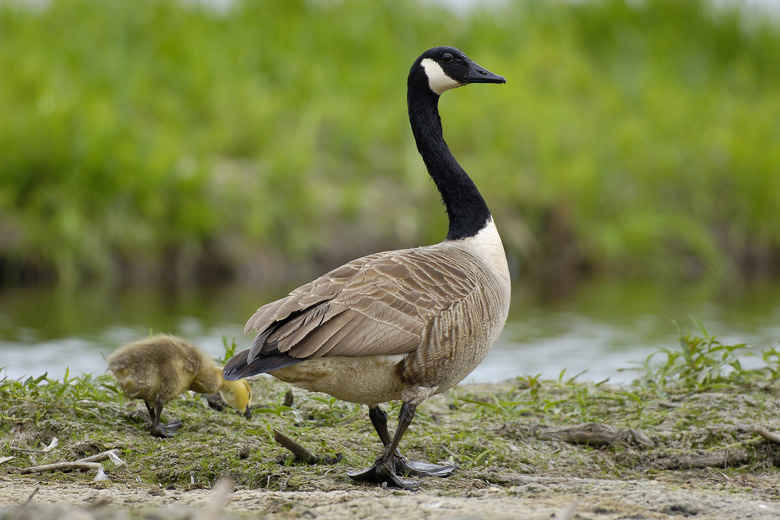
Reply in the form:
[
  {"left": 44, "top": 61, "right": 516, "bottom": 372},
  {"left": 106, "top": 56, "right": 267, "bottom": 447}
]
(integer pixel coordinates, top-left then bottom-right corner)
[{"left": 108, "top": 334, "right": 252, "bottom": 438}]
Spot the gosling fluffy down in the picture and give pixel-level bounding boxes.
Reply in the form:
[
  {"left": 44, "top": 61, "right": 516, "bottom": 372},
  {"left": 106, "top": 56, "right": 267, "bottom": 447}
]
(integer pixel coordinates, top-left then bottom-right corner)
[{"left": 108, "top": 334, "right": 252, "bottom": 437}]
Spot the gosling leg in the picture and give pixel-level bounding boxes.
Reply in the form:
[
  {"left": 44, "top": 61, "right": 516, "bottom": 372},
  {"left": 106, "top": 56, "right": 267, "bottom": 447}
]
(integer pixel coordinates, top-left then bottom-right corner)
[{"left": 148, "top": 399, "right": 181, "bottom": 438}]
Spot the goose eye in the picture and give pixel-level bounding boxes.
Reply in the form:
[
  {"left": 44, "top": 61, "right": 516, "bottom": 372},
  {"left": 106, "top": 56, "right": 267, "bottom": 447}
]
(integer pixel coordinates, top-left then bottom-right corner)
[{"left": 442, "top": 53, "right": 453, "bottom": 63}]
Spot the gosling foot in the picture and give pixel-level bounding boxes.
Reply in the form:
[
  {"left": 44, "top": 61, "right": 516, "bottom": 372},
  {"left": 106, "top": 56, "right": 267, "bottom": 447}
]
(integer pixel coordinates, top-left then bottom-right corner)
[
  {"left": 150, "top": 420, "right": 182, "bottom": 439},
  {"left": 205, "top": 394, "right": 227, "bottom": 412}
]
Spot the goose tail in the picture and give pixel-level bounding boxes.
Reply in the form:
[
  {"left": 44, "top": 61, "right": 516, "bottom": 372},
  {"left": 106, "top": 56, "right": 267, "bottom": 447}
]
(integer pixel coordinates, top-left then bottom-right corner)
[{"left": 222, "top": 348, "right": 303, "bottom": 380}]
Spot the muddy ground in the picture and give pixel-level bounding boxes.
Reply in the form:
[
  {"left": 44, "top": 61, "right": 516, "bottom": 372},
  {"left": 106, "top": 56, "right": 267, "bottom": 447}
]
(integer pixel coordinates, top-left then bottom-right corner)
[{"left": 3, "top": 372, "right": 780, "bottom": 519}]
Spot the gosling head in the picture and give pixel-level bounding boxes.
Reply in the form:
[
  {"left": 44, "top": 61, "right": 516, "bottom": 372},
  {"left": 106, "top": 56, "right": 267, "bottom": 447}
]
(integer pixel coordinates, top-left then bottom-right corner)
[
  {"left": 219, "top": 379, "right": 253, "bottom": 419},
  {"left": 412, "top": 46, "right": 506, "bottom": 96}
]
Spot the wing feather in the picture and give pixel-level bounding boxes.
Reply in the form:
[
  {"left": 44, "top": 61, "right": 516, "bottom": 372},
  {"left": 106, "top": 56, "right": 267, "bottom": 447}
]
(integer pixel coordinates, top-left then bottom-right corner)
[{"left": 232, "top": 246, "right": 482, "bottom": 377}]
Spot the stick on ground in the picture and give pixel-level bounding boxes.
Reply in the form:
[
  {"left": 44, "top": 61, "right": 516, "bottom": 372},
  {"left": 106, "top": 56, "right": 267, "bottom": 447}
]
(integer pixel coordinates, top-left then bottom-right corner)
[
  {"left": 755, "top": 425, "right": 780, "bottom": 444},
  {"left": 20, "top": 448, "right": 126, "bottom": 476},
  {"left": 273, "top": 429, "right": 319, "bottom": 464},
  {"left": 19, "top": 485, "right": 39, "bottom": 507},
  {"left": 20, "top": 461, "right": 103, "bottom": 474}
]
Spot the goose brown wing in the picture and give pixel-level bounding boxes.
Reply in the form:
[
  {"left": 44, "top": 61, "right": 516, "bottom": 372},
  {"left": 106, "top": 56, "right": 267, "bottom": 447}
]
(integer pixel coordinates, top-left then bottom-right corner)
[{"left": 243, "top": 247, "right": 478, "bottom": 363}]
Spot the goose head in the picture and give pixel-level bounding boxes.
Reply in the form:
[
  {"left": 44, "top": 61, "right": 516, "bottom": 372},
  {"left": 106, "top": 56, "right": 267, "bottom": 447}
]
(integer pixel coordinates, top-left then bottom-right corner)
[{"left": 412, "top": 46, "right": 505, "bottom": 96}]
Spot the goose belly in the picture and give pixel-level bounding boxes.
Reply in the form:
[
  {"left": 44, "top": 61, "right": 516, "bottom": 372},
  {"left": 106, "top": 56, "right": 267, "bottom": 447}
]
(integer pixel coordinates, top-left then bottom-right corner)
[{"left": 270, "top": 355, "right": 406, "bottom": 405}]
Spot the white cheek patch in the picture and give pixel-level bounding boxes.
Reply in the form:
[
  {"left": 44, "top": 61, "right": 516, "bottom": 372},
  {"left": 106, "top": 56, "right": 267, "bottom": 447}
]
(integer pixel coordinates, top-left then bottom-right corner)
[{"left": 421, "top": 58, "right": 461, "bottom": 95}]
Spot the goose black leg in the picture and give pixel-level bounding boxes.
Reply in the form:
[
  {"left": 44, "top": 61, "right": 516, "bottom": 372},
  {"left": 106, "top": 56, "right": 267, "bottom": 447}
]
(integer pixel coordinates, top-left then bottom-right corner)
[
  {"left": 369, "top": 405, "right": 392, "bottom": 446},
  {"left": 349, "top": 403, "right": 456, "bottom": 489},
  {"left": 147, "top": 399, "right": 182, "bottom": 438}
]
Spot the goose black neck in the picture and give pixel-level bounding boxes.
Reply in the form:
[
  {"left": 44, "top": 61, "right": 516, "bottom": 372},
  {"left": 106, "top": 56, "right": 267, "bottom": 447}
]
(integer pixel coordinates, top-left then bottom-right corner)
[{"left": 407, "top": 80, "right": 491, "bottom": 241}]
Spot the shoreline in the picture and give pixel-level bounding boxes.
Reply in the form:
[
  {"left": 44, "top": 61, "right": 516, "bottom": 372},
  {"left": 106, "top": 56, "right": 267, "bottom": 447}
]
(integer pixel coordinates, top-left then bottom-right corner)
[{"left": 3, "top": 364, "right": 780, "bottom": 519}]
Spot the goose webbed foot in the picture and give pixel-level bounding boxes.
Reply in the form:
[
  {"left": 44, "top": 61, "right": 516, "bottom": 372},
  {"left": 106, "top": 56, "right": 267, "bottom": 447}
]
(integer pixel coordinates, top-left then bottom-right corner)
[
  {"left": 397, "top": 458, "right": 456, "bottom": 477},
  {"left": 350, "top": 403, "right": 456, "bottom": 489},
  {"left": 348, "top": 453, "right": 456, "bottom": 489},
  {"left": 348, "top": 455, "right": 421, "bottom": 489}
]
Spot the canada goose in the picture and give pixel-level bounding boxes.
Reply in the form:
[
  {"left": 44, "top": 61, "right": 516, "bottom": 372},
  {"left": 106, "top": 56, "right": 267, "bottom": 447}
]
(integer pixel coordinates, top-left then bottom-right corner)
[
  {"left": 224, "top": 46, "right": 510, "bottom": 488},
  {"left": 108, "top": 334, "right": 253, "bottom": 438}
]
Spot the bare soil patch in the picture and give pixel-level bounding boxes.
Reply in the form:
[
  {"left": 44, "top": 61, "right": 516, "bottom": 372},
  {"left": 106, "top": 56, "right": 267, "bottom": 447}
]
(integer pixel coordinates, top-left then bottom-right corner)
[{"left": 2, "top": 472, "right": 779, "bottom": 519}]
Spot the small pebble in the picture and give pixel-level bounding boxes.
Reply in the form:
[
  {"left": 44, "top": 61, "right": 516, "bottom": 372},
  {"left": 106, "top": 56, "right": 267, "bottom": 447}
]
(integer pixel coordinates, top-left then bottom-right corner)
[{"left": 283, "top": 389, "right": 295, "bottom": 407}]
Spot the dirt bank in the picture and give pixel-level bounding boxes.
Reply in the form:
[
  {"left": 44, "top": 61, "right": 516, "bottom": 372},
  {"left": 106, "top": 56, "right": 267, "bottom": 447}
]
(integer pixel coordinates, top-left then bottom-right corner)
[{"left": 3, "top": 367, "right": 780, "bottom": 519}]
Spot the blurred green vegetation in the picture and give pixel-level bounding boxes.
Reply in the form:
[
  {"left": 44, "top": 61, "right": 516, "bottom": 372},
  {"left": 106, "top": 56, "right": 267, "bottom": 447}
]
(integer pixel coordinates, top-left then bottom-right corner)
[{"left": 1, "top": 0, "right": 779, "bottom": 286}]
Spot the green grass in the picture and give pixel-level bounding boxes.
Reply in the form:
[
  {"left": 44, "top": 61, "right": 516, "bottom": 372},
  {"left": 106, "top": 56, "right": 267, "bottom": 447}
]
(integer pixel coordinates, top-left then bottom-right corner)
[
  {"left": 1, "top": 0, "right": 780, "bottom": 285},
  {"left": 2, "top": 325, "right": 780, "bottom": 491},
  {"left": 453, "top": 318, "right": 780, "bottom": 426},
  {"left": 627, "top": 316, "right": 758, "bottom": 394}
]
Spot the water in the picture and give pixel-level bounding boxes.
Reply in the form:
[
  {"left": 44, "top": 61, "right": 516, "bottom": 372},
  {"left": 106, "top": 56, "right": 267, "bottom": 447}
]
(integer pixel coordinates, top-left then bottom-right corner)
[{"left": 1, "top": 278, "right": 779, "bottom": 384}]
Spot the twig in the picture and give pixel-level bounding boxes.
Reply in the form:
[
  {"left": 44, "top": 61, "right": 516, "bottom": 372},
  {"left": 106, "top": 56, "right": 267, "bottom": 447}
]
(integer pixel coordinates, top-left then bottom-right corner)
[
  {"left": 197, "top": 476, "right": 234, "bottom": 520},
  {"left": 628, "top": 428, "right": 655, "bottom": 447},
  {"left": 9, "top": 437, "right": 59, "bottom": 454},
  {"left": 540, "top": 423, "right": 618, "bottom": 446},
  {"left": 77, "top": 449, "right": 126, "bottom": 467},
  {"left": 19, "top": 448, "right": 124, "bottom": 478},
  {"left": 651, "top": 449, "right": 749, "bottom": 470},
  {"left": 20, "top": 485, "right": 39, "bottom": 507},
  {"left": 273, "top": 429, "right": 319, "bottom": 464},
  {"left": 708, "top": 468, "right": 731, "bottom": 482},
  {"left": 754, "top": 425, "right": 780, "bottom": 444},
  {"left": 0, "top": 456, "right": 14, "bottom": 464},
  {"left": 20, "top": 461, "right": 103, "bottom": 474}
]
